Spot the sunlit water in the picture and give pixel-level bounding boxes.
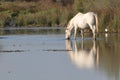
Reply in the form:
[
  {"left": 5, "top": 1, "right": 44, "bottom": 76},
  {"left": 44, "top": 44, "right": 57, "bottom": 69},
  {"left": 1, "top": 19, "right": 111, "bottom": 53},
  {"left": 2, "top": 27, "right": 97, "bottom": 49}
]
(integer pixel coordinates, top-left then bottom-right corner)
[{"left": 0, "top": 27, "right": 120, "bottom": 80}]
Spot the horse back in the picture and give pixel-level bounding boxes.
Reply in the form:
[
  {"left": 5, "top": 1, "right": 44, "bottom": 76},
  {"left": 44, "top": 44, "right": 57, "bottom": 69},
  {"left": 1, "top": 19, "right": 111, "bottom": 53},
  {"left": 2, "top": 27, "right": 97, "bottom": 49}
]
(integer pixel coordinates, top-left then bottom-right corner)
[{"left": 84, "top": 12, "right": 96, "bottom": 25}]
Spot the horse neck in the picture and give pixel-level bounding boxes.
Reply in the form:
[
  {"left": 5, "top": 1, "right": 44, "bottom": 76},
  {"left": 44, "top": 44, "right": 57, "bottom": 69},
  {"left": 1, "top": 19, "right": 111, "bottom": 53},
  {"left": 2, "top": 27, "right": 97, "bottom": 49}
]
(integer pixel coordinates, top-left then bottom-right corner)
[{"left": 67, "top": 21, "right": 73, "bottom": 31}]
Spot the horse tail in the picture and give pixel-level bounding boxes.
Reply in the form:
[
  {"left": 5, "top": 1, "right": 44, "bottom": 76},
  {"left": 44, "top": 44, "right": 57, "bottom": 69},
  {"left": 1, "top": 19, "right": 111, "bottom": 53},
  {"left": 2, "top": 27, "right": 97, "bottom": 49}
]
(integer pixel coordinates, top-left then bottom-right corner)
[{"left": 95, "top": 14, "right": 98, "bottom": 32}]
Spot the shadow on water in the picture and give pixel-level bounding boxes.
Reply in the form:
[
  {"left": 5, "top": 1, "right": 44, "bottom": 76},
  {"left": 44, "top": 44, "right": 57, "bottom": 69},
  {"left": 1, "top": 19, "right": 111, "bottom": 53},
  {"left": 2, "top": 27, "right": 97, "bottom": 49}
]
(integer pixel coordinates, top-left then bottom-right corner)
[{"left": 65, "top": 34, "right": 120, "bottom": 80}]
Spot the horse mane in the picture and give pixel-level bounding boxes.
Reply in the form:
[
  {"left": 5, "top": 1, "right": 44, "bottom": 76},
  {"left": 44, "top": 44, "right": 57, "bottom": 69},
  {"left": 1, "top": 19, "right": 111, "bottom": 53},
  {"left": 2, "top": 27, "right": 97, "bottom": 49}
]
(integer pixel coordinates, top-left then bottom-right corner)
[{"left": 64, "top": 20, "right": 71, "bottom": 30}]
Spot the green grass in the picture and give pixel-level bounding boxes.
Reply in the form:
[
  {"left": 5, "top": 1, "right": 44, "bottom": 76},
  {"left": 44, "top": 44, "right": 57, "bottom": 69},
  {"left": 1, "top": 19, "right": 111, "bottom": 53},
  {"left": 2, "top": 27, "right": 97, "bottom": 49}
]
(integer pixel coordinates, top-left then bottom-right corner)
[{"left": 0, "top": 0, "right": 120, "bottom": 32}]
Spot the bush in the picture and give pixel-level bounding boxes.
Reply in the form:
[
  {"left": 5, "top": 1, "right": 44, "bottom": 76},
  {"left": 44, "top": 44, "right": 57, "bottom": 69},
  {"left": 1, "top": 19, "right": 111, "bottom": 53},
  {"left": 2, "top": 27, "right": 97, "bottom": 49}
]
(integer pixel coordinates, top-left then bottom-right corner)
[{"left": 0, "top": 0, "right": 120, "bottom": 32}]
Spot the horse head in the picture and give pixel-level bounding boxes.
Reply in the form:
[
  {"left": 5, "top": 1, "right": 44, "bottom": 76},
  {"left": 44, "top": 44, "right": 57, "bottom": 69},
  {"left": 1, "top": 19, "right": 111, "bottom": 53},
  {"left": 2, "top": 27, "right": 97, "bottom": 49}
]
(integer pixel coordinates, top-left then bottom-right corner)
[{"left": 65, "top": 28, "right": 71, "bottom": 40}]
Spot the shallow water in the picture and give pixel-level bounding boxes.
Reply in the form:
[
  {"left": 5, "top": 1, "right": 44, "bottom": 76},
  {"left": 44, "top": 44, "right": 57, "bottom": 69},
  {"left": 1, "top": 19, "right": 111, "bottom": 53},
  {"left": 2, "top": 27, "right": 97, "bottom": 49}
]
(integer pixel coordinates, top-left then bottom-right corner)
[{"left": 0, "top": 27, "right": 120, "bottom": 80}]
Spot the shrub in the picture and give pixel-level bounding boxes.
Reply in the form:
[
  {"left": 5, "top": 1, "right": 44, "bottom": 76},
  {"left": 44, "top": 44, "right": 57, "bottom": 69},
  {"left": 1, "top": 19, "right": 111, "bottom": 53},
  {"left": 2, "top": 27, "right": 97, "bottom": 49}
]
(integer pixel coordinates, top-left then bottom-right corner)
[{"left": 0, "top": 0, "right": 120, "bottom": 32}]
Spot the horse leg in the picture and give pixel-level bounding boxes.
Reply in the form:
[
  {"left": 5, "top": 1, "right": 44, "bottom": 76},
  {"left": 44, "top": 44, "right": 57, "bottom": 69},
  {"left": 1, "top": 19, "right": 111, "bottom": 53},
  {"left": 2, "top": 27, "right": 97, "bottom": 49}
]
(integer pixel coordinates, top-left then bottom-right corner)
[
  {"left": 81, "top": 29, "right": 84, "bottom": 39},
  {"left": 74, "top": 27, "right": 77, "bottom": 39},
  {"left": 89, "top": 24, "right": 96, "bottom": 40},
  {"left": 92, "top": 25, "right": 96, "bottom": 40}
]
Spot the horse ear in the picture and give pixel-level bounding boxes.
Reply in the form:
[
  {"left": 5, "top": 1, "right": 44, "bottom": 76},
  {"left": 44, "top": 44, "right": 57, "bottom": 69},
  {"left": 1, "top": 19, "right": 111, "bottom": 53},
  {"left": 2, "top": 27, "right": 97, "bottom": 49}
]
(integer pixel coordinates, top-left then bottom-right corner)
[
  {"left": 64, "top": 21, "right": 70, "bottom": 27},
  {"left": 63, "top": 23, "right": 67, "bottom": 27}
]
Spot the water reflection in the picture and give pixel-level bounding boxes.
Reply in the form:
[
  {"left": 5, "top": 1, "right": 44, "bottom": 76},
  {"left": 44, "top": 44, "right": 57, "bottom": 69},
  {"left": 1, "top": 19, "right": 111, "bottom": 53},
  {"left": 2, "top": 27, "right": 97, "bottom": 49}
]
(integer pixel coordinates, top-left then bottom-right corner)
[
  {"left": 99, "top": 33, "right": 120, "bottom": 80},
  {"left": 65, "top": 34, "right": 120, "bottom": 80},
  {"left": 0, "top": 27, "right": 65, "bottom": 35},
  {"left": 66, "top": 40, "right": 99, "bottom": 69},
  {"left": 0, "top": 27, "right": 120, "bottom": 80}
]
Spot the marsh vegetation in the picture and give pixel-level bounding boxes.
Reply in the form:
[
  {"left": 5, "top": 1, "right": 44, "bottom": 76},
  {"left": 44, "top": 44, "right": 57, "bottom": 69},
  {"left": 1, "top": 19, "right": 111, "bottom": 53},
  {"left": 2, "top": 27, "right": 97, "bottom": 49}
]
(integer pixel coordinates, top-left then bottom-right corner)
[{"left": 0, "top": 0, "right": 120, "bottom": 32}]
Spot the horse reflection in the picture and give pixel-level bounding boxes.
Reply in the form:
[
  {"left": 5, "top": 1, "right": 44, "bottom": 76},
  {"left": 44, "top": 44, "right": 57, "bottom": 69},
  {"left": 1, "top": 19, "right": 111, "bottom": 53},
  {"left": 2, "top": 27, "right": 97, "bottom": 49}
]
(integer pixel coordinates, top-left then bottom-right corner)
[{"left": 66, "top": 40, "right": 99, "bottom": 69}]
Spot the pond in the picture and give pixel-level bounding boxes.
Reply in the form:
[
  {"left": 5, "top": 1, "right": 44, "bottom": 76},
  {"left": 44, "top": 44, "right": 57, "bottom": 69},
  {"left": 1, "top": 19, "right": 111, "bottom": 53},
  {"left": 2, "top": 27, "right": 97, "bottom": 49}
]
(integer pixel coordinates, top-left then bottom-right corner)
[{"left": 0, "top": 27, "right": 120, "bottom": 80}]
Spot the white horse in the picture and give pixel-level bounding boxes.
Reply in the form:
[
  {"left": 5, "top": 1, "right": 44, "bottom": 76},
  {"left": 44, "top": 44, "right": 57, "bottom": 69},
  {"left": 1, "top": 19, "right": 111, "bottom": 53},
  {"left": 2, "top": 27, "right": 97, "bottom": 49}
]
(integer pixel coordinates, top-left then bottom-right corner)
[{"left": 65, "top": 12, "right": 98, "bottom": 39}]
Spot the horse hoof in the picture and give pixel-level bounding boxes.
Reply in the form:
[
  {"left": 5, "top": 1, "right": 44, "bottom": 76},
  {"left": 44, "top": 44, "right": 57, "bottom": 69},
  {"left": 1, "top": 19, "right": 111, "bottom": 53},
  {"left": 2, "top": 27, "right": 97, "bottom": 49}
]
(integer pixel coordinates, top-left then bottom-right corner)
[
  {"left": 66, "top": 37, "right": 70, "bottom": 40},
  {"left": 93, "top": 38, "right": 96, "bottom": 40}
]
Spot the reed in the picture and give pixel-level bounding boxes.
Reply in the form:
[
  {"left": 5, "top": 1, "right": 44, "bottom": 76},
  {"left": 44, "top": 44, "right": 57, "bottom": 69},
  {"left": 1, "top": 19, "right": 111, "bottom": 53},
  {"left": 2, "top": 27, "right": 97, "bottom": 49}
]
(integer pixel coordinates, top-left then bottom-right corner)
[{"left": 0, "top": 0, "right": 120, "bottom": 32}]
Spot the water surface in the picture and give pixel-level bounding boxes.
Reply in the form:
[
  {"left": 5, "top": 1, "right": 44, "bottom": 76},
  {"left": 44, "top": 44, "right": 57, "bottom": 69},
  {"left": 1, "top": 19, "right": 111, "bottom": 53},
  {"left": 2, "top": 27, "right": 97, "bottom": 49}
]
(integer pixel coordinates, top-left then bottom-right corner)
[{"left": 0, "top": 27, "right": 120, "bottom": 80}]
